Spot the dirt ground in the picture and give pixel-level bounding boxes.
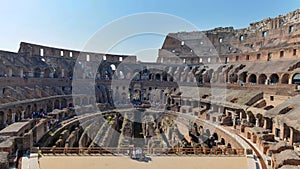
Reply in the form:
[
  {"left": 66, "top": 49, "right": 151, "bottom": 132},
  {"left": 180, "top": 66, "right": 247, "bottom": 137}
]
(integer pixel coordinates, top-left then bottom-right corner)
[{"left": 39, "top": 156, "right": 248, "bottom": 169}]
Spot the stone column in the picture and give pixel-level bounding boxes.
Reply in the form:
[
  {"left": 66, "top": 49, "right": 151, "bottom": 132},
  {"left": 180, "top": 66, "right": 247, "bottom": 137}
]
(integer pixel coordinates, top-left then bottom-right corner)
[
  {"left": 246, "top": 114, "right": 250, "bottom": 123},
  {"left": 290, "top": 128, "right": 294, "bottom": 145},
  {"left": 218, "top": 107, "right": 222, "bottom": 114},
  {"left": 21, "top": 111, "right": 24, "bottom": 120},
  {"left": 20, "top": 68, "right": 23, "bottom": 78},
  {"left": 40, "top": 71, "right": 44, "bottom": 78},
  {"left": 263, "top": 119, "right": 268, "bottom": 130},
  {"left": 265, "top": 78, "right": 270, "bottom": 85},
  {"left": 288, "top": 77, "right": 292, "bottom": 85},
  {"left": 8, "top": 68, "right": 12, "bottom": 77},
  {"left": 12, "top": 113, "right": 15, "bottom": 123},
  {"left": 3, "top": 112, "right": 7, "bottom": 126},
  {"left": 232, "top": 113, "right": 236, "bottom": 129},
  {"left": 255, "top": 118, "right": 260, "bottom": 127},
  {"left": 61, "top": 69, "right": 65, "bottom": 78},
  {"left": 279, "top": 123, "right": 285, "bottom": 140}
]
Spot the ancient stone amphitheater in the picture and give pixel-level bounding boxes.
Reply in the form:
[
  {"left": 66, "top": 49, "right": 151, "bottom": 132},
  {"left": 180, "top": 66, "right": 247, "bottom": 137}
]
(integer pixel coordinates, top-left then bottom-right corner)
[{"left": 0, "top": 9, "right": 300, "bottom": 169}]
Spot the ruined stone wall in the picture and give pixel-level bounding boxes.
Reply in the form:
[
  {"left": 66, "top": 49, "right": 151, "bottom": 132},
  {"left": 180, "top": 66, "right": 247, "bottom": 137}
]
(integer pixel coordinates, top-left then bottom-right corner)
[{"left": 159, "top": 9, "right": 300, "bottom": 64}]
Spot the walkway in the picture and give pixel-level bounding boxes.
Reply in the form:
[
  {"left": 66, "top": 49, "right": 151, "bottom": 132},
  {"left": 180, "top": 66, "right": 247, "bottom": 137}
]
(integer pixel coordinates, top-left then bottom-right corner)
[{"left": 176, "top": 112, "right": 265, "bottom": 169}]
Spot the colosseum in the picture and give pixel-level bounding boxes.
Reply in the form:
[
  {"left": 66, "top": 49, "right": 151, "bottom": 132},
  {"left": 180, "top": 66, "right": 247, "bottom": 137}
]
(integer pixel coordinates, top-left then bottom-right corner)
[{"left": 0, "top": 9, "right": 299, "bottom": 169}]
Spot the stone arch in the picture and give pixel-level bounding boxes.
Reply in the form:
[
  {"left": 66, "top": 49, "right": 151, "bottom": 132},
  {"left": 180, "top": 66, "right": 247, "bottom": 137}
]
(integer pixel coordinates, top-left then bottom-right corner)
[
  {"left": 7, "top": 109, "right": 12, "bottom": 124},
  {"left": 205, "top": 129, "right": 211, "bottom": 136},
  {"left": 256, "top": 113, "right": 264, "bottom": 127},
  {"left": 25, "top": 105, "right": 31, "bottom": 118},
  {"left": 15, "top": 106, "right": 24, "bottom": 121},
  {"left": 32, "top": 104, "right": 37, "bottom": 112},
  {"left": 238, "top": 72, "right": 247, "bottom": 83},
  {"left": 0, "top": 111, "right": 4, "bottom": 129},
  {"left": 155, "top": 73, "right": 161, "bottom": 81},
  {"left": 212, "top": 132, "right": 219, "bottom": 140},
  {"left": 270, "top": 73, "right": 279, "bottom": 84},
  {"left": 34, "top": 67, "right": 41, "bottom": 78},
  {"left": 46, "top": 101, "right": 53, "bottom": 112},
  {"left": 75, "top": 97, "right": 81, "bottom": 105},
  {"left": 68, "top": 102, "right": 74, "bottom": 107},
  {"left": 61, "top": 98, "right": 67, "bottom": 108},
  {"left": 44, "top": 68, "right": 51, "bottom": 78},
  {"left": 54, "top": 99, "right": 60, "bottom": 109},
  {"left": 247, "top": 111, "right": 256, "bottom": 124},
  {"left": 281, "top": 73, "right": 289, "bottom": 84},
  {"left": 248, "top": 74, "right": 257, "bottom": 84},
  {"left": 258, "top": 74, "right": 267, "bottom": 84},
  {"left": 148, "top": 73, "right": 154, "bottom": 81},
  {"left": 292, "top": 73, "right": 300, "bottom": 84},
  {"left": 162, "top": 72, "right": 168, "bottom": 81},
  {"left": 54, "top": 67, "right": 61, "bottom": 78},
  {"left": 229, "top": 73, "right": 238, "bottom": 83},
  {"left": 220, "top": 138, "right": 225, "bottom": 145}
]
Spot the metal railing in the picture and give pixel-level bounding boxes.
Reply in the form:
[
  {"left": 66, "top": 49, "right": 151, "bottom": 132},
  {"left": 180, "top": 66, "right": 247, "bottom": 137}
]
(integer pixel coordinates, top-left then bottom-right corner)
[{"left": 32, "top": 147, "right": 245, "bottom": 156}]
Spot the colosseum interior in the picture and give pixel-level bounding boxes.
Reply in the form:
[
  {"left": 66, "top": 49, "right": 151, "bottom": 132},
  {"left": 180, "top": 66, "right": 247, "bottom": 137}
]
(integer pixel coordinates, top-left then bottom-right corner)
[{"left": 0, "top": 9, "right": 300, "bottom": 169}]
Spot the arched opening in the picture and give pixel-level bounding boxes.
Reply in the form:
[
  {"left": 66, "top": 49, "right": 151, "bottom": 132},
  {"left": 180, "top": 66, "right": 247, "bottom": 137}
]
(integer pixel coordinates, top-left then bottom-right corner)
[
  {"left": 61, "top": 98, "right": 67, "bottom": 108},
  {"left": 281, "top": 73, "right": 289, "bottom": 84},
  {"left": 220, "top": 138, "right": 225, "bottom": 145},
  {"left": 248, "top": 74, "right": 257, "bottom": 84},
  {"left": 7, "top": 109, "right": 12, "bottom": 124},
  {"left": 54, "top": 100, "right": 60, "bottom": 109},
  {"left": 270, "top": 74, "right": 279, "bottom": 84},
  {"left": 206, "top": 129, "right": 211, "bottom": 136},
  {"left": 292, "top": 73, "right": 300, "bottom": 84},
  {"left": 148, "top": 74, "right": 154, "bottom": 81},
  {"left": 247, "top": 111, "right": 256, "bottom": 124},
  {"left": 32, "top": 104, "right": 37, "bottom": 112},
  {"left": 75, "top": 98, "right": 81, "bottom": 105},
  {"left": 25, "top": 105, "right": 31, "bottom": 118},
  {"left": 44, "top": 68, "right": 51, "bottom": 78},
  {"left": 227, "top": 143, "right": 231, "bottom": 148},
  {"left": 162, "top": 72, "right": 168, "bottom": 81},
  {"left": 238, "top": 72, "right": 247, "bottom": 83},
  {"left": 155, "top": 74, "right": 161, "bottom": 81},
  {"left": 212, "top": 133, "right": 219, "bottom": 141},
  {"left": 34, "top": 68, "right": 41, "bottom": 78},
  {"left": 110, "top": 64, "right": 116, "bottom": 71},
  {"left": 0, "top": 111, "right": 4, "bottom": 129},
  {"left": 229, "top": 74, "right": 238, "bottom": 83},
  {"left": 46, "top": 101, "right": 53, "bottom": 112},
  {"left": 258, "top": 74, "right": 267, "bottom": 84}
]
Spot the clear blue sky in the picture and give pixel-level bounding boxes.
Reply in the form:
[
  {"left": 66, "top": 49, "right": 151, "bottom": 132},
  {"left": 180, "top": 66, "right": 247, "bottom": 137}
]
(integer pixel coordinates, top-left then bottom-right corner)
[{"left": 0, "top": 0, "right": 299, "bottom": 61}]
